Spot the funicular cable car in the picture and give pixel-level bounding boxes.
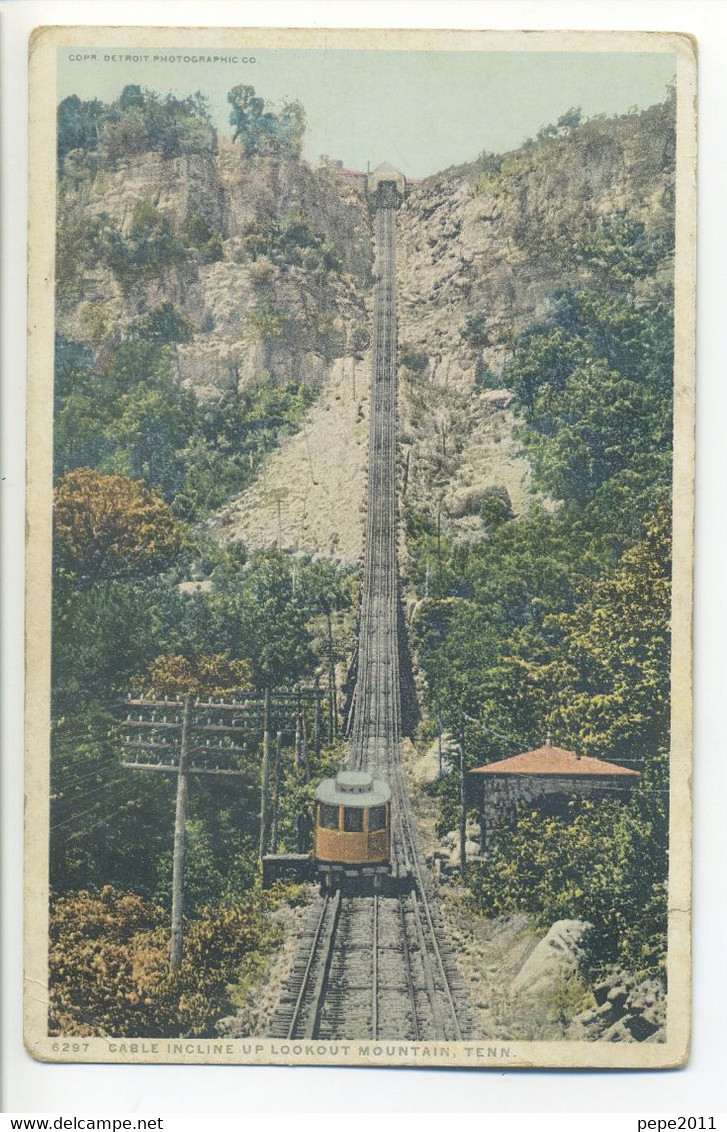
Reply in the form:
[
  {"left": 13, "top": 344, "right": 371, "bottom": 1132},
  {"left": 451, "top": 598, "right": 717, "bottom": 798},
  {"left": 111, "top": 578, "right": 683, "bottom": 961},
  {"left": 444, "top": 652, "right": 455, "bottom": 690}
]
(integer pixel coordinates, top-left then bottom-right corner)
[{"left": 314, "top": 770, "right": 391, "bottom": 888}]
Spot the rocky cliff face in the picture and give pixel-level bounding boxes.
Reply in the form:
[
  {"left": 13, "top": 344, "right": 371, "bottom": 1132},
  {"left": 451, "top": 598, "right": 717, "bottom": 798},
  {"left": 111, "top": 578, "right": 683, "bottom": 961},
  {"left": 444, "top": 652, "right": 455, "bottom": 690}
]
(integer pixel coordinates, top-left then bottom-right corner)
[
  {"left": 58, "top": 99, "right": 674, "bottom": 567},
  {"left": 57, "top": 139, "right": 373, "bottom": 398},
  {"left": 395, "top": 97, "right": 675, "bottom": 537},
  {"left": 208, "top": 99, "right": 675, "bottom": 567}
]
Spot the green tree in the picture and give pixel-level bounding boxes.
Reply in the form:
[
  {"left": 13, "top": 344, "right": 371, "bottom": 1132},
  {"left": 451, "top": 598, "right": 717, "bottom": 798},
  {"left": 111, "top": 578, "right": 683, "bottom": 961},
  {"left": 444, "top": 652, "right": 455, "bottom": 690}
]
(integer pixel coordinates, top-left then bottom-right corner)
[
  {"left": 104, "top": 378, "right": 195, "bottom": 492},
  {"left": 545, "top": 501, "right": 671, "bottom": 772},
  {"left": 57, "top": 95, "right": 106, "bottom": 166},
  {"left": 228, "top": 85, "right": 267, "bottom": 153},
  {"left": 132, "top": 302, "right": 195, "bottom": 345},
  {"left": 54, "top": 469, "right": 184, "bottom": 583},
  {"left": 101, "top": 87, "right": 216, "bottom": 163},
  {"left": 208, "top": 551, "right": 314, "bottom": 686},
  {"left": 228, "top": 85, "right": 305, "bottom": 159},
  {"left": 101, "top": 201, "right": 186, "bottom": 284},
  {"left": 469, "top": 798, "right": 668, "bottom": 972}
]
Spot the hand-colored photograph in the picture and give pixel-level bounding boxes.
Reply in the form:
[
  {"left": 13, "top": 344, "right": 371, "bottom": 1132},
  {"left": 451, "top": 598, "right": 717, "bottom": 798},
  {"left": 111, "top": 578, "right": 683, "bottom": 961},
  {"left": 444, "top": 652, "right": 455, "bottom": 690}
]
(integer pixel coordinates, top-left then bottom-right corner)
[{"left": 25, "top": 26, "right": 695, "bottom": 1069}]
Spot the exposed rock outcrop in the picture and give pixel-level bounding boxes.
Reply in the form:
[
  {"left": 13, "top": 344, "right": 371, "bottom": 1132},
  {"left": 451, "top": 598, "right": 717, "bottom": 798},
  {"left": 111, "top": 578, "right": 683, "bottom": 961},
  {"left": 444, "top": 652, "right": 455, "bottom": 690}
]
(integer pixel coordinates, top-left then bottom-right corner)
[
  {"left": 58, "top": 139, "right": 373, "bottom": 402},
  {"left": 395, "top": 98, "right": 675, "bottom": 538},
  {"left": 510, "top": 919, "right": 592, "bottom": 999},
  {"left": 568, "top": 967, "right": 666, "bottom": 1042}
]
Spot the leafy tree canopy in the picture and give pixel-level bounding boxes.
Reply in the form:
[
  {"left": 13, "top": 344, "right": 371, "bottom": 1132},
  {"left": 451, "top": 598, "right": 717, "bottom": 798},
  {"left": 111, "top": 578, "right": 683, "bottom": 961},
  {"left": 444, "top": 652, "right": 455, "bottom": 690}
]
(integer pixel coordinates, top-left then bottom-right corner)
[
  {"left": 54, "top": 468, "right": 184, "bottom": 583},
  {"left": 57, "top": 86, "right": 216, "bottom": 172},
  {"left": 228, "top": 84, "right": 305, "bottom": 160},
  {"left": 140, "top": 652, "right": 253, "bottom": 698}
]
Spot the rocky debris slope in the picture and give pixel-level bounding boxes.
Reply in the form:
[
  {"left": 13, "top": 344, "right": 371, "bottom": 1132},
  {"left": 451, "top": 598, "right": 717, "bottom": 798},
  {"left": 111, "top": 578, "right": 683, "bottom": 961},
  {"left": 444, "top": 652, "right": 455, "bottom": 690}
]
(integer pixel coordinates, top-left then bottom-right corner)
[
  {"left": 568, "top": 968, "right": 666, "bottom": 1042},
  {"left": 211, "top": 351, "right": 370, "bottom": 565}
]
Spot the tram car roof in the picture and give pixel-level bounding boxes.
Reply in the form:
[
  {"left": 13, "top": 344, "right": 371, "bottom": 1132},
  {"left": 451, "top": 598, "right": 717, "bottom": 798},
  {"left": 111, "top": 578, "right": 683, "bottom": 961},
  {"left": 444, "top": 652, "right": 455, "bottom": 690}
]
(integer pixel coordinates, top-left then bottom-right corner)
[{"left": 315, "top": 770, "right": 391, "bottom": 808}]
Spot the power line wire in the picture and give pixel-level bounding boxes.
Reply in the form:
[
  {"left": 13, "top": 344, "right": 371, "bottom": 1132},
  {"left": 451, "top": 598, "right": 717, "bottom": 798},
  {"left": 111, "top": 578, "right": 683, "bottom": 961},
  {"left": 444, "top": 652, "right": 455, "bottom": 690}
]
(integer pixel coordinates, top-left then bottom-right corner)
[{"left": 51, "top": 775, "right": 160, "bottom": 831}]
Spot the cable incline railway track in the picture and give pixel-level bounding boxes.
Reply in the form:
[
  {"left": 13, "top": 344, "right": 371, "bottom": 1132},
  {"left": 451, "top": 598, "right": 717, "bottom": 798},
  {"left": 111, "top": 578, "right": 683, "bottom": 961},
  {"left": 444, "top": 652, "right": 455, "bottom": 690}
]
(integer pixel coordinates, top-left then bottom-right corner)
[{"left": 270, "top": 183, "right": 475, "bottom": 1042}]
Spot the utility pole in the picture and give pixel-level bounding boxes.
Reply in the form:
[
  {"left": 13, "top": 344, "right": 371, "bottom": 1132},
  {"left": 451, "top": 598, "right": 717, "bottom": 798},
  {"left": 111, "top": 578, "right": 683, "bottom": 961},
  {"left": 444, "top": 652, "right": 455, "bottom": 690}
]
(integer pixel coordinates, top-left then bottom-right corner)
[
  {"left": 170, "top": 695, "right": 191, "bottom": 969},
  {"left": 314, "top": 677, "right": 322, "bottom": 758},
  {"left": 295, "top": 690, "right": 311, "bottom": 852},
  {"left": 459, "top": 714, "right": 468, "bottom": 881},
  {"left": 325, "top": 605, "right": 338, "bottom": 741},
  {"left": 271, "top": 730, "right": 283, "bottom": 854},
  {"left": 259, "top": 686, "right": 272, "bottom": 859},
  {"left": 437, "top": 714, "right": 443, "bottom": 777},
  {"left": 269, "top": 489, "right": 287, "bottom": 549},
  {"left": 122, "top": 685, "right": 321, "bottom": 921},
  {"left": 121, "top": 693, "right": 250, "bottom": 970},
  {"left": 437, "top": 501, "right": 442, "bottom": 570},
  {"left": 295, "top": 694, "right": 303, "bottom": 769}
]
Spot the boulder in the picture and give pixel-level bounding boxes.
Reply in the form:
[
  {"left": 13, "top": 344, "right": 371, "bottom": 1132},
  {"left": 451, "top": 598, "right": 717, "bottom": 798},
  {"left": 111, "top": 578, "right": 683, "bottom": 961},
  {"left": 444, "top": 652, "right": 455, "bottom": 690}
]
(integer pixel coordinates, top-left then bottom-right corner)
[
  {"left": 511, "top": 920, "right": 592, "bottom": 999},
  {"left": 602, "top": 1018, "right": 633, "bottom": 1042},
  {"left": 482, "top": 388, "right": 515, "bottom": 410},
  {"left": 606, "top": 986, "right": 630, "bottom": 1010},
  {"left": 624, "top": 1013, "right": 660, "bottom": 1042}
]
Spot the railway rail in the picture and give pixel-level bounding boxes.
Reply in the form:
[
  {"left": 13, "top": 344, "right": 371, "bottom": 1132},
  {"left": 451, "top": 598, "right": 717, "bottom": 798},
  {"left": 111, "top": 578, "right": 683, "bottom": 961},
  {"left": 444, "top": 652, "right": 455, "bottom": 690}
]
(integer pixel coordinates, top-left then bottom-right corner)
[{"left": 270, "top": 184, "right": 474, "bottom": 1042}]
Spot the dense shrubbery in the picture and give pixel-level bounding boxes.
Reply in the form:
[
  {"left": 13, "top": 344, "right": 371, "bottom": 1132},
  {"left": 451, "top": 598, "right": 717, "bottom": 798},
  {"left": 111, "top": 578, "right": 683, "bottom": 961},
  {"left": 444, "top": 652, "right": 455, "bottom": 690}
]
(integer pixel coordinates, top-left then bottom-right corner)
[
  {"left": 49, "top": 887, "right": 282, "bottom": 1037},
  {"left": 100, "top": 200, "right": 188, "bottom": 284},
  {"left": 54, "top": 320, "right": 317, "bottom": 518},
  {"left": 469, "top": 800, "right": 668, "bottom": 974},
  {"left": 238, "top": 204, "right": 342, "bottom": 275},
  {"left": 54, "top": 468, "right": 184, "bottom": 582}
]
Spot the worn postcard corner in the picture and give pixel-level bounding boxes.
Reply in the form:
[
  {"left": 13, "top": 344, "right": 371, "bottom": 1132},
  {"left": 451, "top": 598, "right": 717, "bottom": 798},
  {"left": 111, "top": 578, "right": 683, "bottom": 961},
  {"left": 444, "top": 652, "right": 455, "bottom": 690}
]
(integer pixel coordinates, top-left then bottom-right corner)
[{"left": 25, "top": 24, "right": 695, "bottom": 1070}]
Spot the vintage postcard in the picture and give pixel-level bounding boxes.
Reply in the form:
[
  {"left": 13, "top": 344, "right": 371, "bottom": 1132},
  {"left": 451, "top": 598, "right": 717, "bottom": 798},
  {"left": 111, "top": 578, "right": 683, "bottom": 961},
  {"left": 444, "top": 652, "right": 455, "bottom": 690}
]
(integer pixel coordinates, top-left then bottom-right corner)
[{"left": 25, "top": 26, "right": 696, "bottom": 1069}]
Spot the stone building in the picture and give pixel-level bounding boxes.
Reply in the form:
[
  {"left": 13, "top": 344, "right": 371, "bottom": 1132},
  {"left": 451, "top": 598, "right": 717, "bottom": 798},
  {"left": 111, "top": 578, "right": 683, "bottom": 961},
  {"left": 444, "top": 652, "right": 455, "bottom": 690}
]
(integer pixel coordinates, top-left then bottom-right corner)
[{"left": 470, "top": 741, "right": 640, "bottom": 852}]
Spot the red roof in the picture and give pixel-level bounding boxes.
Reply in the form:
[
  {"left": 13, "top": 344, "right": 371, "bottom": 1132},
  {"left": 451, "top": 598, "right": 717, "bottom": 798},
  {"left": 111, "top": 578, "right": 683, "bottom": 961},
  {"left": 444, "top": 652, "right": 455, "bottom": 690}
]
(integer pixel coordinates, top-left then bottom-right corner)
[{"left": 470, "top": 745, "right": 640, "bottom": 778}]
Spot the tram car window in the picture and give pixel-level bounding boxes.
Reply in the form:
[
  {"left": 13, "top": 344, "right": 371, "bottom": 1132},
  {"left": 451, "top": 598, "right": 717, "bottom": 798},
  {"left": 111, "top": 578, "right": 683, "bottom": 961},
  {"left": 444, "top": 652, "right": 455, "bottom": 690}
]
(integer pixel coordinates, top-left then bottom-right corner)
[
  {"left": 368, "top": 805, "right": 386, "bottom": 832},
  {"left": 314, "top": 770, "right": 392, "bottom": 875},
  {"left": 319, "top": 803, "right": 339, "bottom": 830},
  {"left": 343, "top": 808, "right": 364, "bottom": 832}
]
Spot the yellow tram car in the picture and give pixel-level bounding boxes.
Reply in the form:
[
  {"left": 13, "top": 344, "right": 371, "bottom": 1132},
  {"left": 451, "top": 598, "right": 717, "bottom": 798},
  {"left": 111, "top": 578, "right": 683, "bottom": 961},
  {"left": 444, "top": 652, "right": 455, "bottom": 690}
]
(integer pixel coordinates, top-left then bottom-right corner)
[{"left": 314, "top": 770, "right": 391, "bottom": 882}]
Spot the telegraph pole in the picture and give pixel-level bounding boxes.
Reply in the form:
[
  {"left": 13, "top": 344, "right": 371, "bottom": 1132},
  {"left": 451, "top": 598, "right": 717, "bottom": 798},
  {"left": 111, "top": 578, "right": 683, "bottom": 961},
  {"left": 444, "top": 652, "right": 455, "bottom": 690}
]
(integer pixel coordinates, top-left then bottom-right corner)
[
  {"left": 459, "top": 714, "right": 468, "bottom": 881},
  {"left": 121, "top": 693, "right": 251, "bottom": 969},
  {"left": 314, "top": 677, "right": 322, "bottom": 758},
  {"left": 437, "top": 714, "right": 443, "bottom": 777},
  {"left": 271, "top": 730, "right": 283, "bottom": 854},
  {"left": 121, "top": 685, "right": 320, "bottom": 951},
  {"left": 170, "top": 695, "right": 191, "bottom": 968},
  {"left": 259, "top": 687, "right": 271, "bottom": 859}
]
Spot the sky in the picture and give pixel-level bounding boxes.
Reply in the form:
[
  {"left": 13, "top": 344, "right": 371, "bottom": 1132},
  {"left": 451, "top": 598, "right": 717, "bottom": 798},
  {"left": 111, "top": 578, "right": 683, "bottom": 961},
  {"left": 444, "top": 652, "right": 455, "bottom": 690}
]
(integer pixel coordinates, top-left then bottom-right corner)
[{"left": 58, "top": 46, "right": 675, "bottom": 179}]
